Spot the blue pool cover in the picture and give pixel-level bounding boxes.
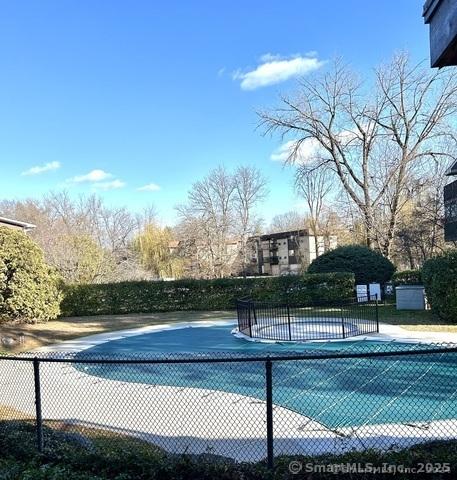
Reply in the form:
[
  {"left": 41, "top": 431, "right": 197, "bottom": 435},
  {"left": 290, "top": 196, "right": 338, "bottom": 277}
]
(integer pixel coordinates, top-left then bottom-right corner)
[{"left": 77, "top": 323, "right": 457, "bottom": 429}]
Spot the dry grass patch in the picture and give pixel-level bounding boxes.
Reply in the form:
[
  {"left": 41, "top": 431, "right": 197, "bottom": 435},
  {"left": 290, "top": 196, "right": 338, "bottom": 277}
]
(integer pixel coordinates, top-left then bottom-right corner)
[
  {"left": 0, "top": 310, "right": 235, "bottom": 353},
  {"left": 0, "top": 404, "right": 32, "bottom": 421}
]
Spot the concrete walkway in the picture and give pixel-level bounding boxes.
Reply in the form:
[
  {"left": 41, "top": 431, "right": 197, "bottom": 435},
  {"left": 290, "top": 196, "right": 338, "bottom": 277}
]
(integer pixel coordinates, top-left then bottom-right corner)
[{"left": 234, "top": 321, "right": 457, "bottom": 344}]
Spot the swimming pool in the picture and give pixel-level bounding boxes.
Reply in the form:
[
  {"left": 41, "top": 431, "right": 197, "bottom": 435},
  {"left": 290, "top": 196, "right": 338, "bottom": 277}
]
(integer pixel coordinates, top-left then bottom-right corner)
[{"left": 78, "top": 321, "right": 457, "bottom": 429}]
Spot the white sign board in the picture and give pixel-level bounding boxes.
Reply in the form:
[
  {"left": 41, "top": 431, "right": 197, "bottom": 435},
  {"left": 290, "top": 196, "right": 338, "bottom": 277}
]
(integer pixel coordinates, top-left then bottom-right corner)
[
  {"left": 369, "top": 283, "right": 381, "bottom": 301},
  {"left": 385, "top": 283, "right": 394, "bottom": 295},
  {"left": 356, "top": 284, "right": 368, "bottom": 302}
]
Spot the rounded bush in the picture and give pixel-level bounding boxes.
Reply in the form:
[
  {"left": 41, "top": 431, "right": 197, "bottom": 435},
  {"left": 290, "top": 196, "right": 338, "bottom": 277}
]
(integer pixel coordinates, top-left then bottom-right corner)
[
  {"left": 422, "top": 250, "right": 457, "bottom": 322},
  {"left": 392, "top": 270, "right": 422, "bottom": 286},
  {"left": 307, "top": 245, "right": 396, "bottom": 285},
  {"left": 0, "top": 227, "right": 62, "bottom": 323}
]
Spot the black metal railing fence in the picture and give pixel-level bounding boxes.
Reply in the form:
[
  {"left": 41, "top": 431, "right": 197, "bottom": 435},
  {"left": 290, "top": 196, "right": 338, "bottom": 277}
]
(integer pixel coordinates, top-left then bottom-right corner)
[{"left": 236, "top": 296, "right": 379, "bottom": 341}]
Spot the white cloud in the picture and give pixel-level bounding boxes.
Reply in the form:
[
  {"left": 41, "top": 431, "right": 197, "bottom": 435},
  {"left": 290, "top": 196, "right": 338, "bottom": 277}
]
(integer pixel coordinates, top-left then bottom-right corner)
[
  {"left": 66, "top": 169, "right": 125, "bottom": 191},
  {"left": 93, "top": 179, "right": 126, "bottom": 190},
  {"left": 270, "top": 128, "right": 361, "bottom": 165},
  {"left": 21, "top": 161, "right": 61, "bottom": 176},
  {"left": 71, "top": 169, "right": 112, "bottom": 183},
  {"left": 233, "top": 53, "right": 325, "bottom": 90},
  {"left": 137, "top": 183, "right": 161, "bottom": 192},
  {"left": 270, "top": 139, "right": 320, "bottom": 164}
]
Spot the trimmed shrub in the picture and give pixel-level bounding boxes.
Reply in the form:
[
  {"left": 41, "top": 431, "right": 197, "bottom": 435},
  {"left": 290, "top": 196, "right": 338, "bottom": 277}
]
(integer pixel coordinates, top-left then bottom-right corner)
[
  {"left": 307, "top": 245, "right": 396, "bottom": 285},
  {"left": 422, "top": 250, "right": 457, "bottom": 321},
  {"left": 0, "top": 227, "right": 62, "bottom": 323},
  {"left": 392, "top": 269, "right": 422, "bottom": 286},
  {"left": 0, "top": 420, "right": 456, "bottom": 480},
  {"left": 60, "top": 272, "right": 355, "bottom": 317}
]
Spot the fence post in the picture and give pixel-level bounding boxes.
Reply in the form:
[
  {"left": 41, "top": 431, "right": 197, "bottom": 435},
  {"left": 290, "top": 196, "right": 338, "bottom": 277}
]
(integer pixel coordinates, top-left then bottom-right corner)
[
  {"left": 248, "top": 302, "right": 253, "bottom": 338},
  {"left": 341, "top": 307, "right": 346, "bottom": 339},
  {"left": 287, "top": 305, "right": 292, "bottom": 341},
  {"left": 33, "top": 357, "right": 44, "bottom": 453},
  {"left": 375, "top": 293, "right": 379, "bottom": 333},
  {"left": 265, "top": 358, "right": 274, "bottom": 470}
]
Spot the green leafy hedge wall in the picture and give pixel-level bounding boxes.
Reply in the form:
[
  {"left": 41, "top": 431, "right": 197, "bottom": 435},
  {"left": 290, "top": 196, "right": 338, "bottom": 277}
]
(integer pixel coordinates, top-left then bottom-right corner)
[{"left": 61, "top": 272, "right": 355, "bottom": 317}]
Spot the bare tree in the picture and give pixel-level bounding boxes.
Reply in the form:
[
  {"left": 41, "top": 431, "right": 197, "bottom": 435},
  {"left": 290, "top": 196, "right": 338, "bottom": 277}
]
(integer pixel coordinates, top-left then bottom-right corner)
[
  {"left": 176, "top": 165, "right": 268, "bottom": 278},
  {"left": 233, "top": 166, "right": 268, "bottom": 276},
  {"left": 173, "top": 216, "right": 214, "bottom": 278},
  {"left": 177, "top": 166, "right": 237, "bottom": 278},
  {"left": 0, "top": 192, "right": 146, "bottom": 282},
  {"left": 295, "top": 162, "right": 332, "bottom": 253},
  {"left": 269, "top": 211, "right": 305, "bottom": 233},
  {"left": 393, "top": 159, "right": 452, "bottom": 268},
  {"left": 259, "top": 53, "right": 457, "bottom": 257}
]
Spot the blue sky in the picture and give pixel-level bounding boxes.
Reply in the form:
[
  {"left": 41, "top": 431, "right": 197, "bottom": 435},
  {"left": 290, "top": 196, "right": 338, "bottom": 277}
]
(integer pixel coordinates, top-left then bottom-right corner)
[{"left": 0, "top": 0, "right": 429, "bottom": 225}]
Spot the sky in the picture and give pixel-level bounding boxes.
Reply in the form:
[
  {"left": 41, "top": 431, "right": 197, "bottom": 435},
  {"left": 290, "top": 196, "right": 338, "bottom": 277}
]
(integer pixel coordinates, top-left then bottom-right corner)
[{"left": 0, "top": 0, "right": 430, "bottom": 226}]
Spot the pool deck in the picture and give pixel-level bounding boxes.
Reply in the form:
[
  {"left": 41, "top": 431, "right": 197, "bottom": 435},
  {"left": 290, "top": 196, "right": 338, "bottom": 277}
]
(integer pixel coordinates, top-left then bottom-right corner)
[
  {"left": 0, "top": 319, "right": 456, "bottom": 461},
  {"left": 34, "top": 318, "right": 457, "bottom": 353},
  {"left": 233, "top": 321, "right": 457, "bottom": 344}
]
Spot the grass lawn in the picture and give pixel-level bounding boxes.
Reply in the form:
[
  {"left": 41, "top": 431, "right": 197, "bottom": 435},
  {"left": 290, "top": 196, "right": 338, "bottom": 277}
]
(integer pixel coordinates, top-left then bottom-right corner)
[
  {"left": 0, "top": 304, "right": 455, "bottom": 354},
  {"left": 297, "top": 302, "right": 457, "bottom": 334},
  {"left": 377, "top": 302, "right": 457, "bottom": 332}
]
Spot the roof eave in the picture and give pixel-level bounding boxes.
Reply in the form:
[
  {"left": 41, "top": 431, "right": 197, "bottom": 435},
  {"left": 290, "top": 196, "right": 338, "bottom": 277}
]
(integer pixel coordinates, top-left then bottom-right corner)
[{"left": 0, "top": 216, "right": 37, "bottom": 230}]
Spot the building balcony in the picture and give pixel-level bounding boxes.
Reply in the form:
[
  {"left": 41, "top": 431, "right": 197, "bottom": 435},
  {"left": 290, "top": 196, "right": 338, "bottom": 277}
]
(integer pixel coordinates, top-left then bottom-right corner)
[{"left": 270, "top": 256, "right": 279, "bottom": 265}]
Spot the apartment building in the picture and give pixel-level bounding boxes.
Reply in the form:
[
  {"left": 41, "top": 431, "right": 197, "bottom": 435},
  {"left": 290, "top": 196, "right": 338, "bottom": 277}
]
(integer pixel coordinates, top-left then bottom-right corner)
[{"left": 249, "top": 229, "right": 337, "bottom": 276}]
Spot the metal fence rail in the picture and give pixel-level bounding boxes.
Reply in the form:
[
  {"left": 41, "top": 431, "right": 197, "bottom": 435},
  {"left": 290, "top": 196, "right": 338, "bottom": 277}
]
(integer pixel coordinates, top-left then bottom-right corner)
[
  {"left": 236, "top": 296, "right": 379, "bottom": 341},
  {"left": 0, "top": 344, "right": 456, "bottom": 470}
]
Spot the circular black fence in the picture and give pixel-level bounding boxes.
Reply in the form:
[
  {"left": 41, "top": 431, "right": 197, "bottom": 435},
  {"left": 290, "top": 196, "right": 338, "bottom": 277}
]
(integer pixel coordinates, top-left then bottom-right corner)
[{"left": 235, "top": 297, "right": 379, "bottom": 342}]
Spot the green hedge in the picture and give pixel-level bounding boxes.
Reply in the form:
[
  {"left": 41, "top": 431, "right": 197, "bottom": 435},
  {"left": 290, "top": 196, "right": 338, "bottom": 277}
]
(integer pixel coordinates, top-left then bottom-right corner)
[
  {"left": 1, "top": 420, "right": 456, "bottom": 480},
  {"left": 392, "top": 270, "right": 422, "bottom": 286},
  {"left": 422, "top": 250, "right": 457, "bottom": 322},
  {"left": 308, "top": 245, "right": 396, "bottom": 285},
  {"left": 61, "top": 272, "right": 355, "bottom": 317}
]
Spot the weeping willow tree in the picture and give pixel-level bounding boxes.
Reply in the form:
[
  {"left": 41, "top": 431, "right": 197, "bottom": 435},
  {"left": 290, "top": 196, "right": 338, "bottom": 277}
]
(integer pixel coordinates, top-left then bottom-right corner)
[{"left": 133, "top": 223, "right": 184, "bottom": 279}]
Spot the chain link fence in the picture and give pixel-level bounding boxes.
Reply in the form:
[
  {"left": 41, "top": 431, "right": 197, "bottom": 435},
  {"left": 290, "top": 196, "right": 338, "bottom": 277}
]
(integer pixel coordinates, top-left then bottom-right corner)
[{"left": 0, "top": 342, "right": 456, "bottom": 469}]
